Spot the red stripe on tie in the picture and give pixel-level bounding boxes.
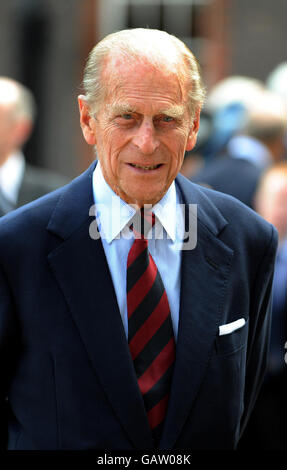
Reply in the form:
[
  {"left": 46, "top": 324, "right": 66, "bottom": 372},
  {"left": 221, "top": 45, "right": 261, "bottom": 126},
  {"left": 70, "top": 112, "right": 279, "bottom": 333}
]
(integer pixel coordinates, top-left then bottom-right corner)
[
  {"left": 129, "top": 291, "right": 171, "bottom": 360},
  {"left": 147, "top": 394, "right": 170, "bottom": 430},
  {"left": 127, "top": 257, "right": 157, "bottom": 317},
  {"left": 127, "top": 212, "right": 175, "bottom": 440},
  {"left": 138, "top": 338, "right": 175, "bottom": 396},
  {"left": 127, "top": 238, "right": 147, "bottom": 268}
]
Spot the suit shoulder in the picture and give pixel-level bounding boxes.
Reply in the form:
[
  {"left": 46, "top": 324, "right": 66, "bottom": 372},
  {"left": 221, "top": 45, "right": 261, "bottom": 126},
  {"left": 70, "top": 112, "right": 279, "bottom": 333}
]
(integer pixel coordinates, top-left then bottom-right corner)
[
  {"left": 177, "top": 173, "right": 278, "bottom": 251},
  {"left": 200, "top": 182, "right": 277, "bottom": 254},
  {"left": 183, "top": 174, "right": 262, "bottom": 220},
  {"left": 200, "top": 183, "right": 266, "bottom": 223},
  {"left": 178, "top": 171, "right": 255, "bottom": 218}
]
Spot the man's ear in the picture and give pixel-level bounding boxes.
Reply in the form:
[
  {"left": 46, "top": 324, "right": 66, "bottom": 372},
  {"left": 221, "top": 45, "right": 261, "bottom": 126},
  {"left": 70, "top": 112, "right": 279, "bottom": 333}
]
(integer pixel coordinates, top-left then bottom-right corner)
[
  {"left": 185, "top": 108, "right": 201, "bottom": 152},
  {"left": 78, "top": 95, "right": 97, "bottom": 146}
]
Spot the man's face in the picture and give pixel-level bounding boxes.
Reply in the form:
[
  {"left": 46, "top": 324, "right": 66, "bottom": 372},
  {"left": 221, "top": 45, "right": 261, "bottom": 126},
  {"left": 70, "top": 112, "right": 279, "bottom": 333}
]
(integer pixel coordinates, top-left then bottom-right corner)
[
  {"left": 79, "top": 59, "right": 199, "bottom": 207},
  {"left": 256, "top": 174, "right": 287, "bottom": 240},
  {"left": 0, "top": 104, "right": 16, "bottom": 165},
  {"left": 0, "top": 103, "right": 32, "bottom": 166}
]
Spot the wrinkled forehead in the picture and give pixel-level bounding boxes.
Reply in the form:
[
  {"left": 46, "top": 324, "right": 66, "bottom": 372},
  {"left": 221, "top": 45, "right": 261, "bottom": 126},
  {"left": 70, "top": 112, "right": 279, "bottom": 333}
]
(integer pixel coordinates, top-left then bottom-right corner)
[
  {"left": 105, "top": 49, "right": 186, "bottom": 76},
  {"left": 101, "top": 54, "right": 189, "bottom": 103}
]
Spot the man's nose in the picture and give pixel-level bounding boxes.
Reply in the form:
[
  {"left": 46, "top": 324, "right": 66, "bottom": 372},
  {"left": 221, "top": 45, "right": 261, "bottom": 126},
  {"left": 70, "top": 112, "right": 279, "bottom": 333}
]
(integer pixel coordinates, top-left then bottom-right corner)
[{"left": 132, "top": 120, "right": 160, "bottom": 154}]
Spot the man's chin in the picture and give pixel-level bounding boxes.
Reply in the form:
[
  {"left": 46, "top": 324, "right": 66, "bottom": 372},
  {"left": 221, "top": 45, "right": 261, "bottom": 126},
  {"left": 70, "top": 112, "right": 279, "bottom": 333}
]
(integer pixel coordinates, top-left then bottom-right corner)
[{"left": 120, "top": 189, "right": 167, "bottom": 207}]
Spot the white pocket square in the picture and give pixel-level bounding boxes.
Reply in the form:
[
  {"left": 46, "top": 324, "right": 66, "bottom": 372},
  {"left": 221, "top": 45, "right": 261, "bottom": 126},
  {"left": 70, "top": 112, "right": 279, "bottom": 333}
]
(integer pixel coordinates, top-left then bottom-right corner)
[{"left": 219, "top": 318, "right": 246, "bottom": 336}]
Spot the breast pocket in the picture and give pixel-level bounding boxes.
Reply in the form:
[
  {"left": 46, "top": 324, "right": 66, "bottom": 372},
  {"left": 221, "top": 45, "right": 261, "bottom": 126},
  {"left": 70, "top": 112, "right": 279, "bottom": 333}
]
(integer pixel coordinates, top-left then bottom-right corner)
[{"left": 215, "top": 318, "right": 249, "bottom": 356}]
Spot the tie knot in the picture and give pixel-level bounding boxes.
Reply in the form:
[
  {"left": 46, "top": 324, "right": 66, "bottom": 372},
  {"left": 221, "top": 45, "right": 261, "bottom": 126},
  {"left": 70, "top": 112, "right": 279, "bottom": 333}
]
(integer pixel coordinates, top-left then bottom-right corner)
[{"left": 130, "top": 207, "right": 155, "bottom": 239}]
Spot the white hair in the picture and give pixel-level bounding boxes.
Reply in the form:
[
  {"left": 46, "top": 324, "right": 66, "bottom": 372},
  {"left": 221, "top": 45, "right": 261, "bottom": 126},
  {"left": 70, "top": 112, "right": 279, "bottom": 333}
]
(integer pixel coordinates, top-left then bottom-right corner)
[
  {"left": 0, "top": 77, "right": 36, "bottom": 122},
  {"left": 82, "top": 28, "right": 206, "bottom": 117}
]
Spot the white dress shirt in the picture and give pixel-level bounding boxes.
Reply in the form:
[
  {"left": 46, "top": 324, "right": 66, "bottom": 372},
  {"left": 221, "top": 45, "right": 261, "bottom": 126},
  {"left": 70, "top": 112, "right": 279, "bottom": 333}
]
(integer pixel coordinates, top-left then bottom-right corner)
[
  {"left": 0, "top": 151, "right": 25, "bottom": 205},
  {"left": 92, "top": 163, "right": 184, "bottom": 341}
]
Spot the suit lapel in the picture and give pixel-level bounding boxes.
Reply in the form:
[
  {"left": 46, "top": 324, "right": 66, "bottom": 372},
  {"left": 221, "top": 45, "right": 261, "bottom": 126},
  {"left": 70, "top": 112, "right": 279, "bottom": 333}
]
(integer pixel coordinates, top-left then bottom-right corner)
[
  {"left": 160, "top": 176, "right": 234, "bottom": 449},
  {"left": 47, "top": 163, "right": 153, "bottom": 449}
]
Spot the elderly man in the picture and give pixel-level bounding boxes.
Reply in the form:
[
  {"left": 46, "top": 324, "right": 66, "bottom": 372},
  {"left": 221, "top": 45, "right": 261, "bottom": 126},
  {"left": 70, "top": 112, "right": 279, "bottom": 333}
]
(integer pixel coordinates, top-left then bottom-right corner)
[
  {"left": 0, "top": 29, "right": 278, "bottom": 450},
  {"left": 0, "top": 77, "right": 68, "bottom": 216}
]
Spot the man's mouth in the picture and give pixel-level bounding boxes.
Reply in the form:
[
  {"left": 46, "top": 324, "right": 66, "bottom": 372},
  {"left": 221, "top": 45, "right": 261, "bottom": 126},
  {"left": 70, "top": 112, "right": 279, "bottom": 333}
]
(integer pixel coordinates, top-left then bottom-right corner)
[{"left": 129, "top": 163, "right": 162, "bottom": 170}]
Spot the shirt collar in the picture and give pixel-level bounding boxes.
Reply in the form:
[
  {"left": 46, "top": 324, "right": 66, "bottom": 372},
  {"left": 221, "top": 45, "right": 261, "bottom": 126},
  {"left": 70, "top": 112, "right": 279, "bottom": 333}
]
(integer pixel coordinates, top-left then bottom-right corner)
[
  {"left": 152, "top": 184, "right": 177, "bottom": 241},
  {"left": 92, "top": 162, "right": 178, "bottom": 243},
  {"left": 0, "top": 151, "right": 25, "bottom": 204}
]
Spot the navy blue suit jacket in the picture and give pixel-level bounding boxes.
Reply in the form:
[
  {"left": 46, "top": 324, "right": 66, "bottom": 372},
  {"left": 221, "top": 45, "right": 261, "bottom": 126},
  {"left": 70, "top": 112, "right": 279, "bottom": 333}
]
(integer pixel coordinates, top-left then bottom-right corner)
[{"left": 0, "top": 162, "right": 278, "bottom": 450}]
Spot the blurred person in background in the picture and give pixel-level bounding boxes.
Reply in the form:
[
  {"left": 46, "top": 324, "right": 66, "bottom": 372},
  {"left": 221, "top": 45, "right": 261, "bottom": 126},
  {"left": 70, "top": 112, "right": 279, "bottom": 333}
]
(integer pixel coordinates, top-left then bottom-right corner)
[
  {"left": 0, "top": 77, "right": 69, "bottom": 216},
  {"left": 239, "top": 163, "right": 287, "bottom": 450},
  {"left": 267, "top": 62, "right": 287, "bottom": 156},
  {"left": 191, "top": 78, "right": 287, "bottom": 209},
  {"left": 180, "top": 109, "right": 213, "bottom": 179},
  {"left": 267, "top": 62, "right": 287, "bottom": 104},
  {"left": 202, "top": 75, "right": 266, "bottom": 161}
]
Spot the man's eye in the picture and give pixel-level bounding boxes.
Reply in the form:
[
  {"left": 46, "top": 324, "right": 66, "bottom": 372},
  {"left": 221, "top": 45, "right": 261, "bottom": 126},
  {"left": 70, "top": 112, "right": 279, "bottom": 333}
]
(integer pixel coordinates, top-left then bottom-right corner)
[
  {"left": 122, "top": 114, "right": 133, "bottom": 120},
  {"left": 162, "top": 116, "right": 174, "bottom": 122}
]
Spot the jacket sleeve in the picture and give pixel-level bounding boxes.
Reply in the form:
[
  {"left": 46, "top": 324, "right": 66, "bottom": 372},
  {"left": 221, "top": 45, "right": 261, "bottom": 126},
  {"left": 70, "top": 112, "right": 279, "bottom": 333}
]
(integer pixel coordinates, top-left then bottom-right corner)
[
  {"left": 0, "top": 263, "right": 20, "bottom": 450},
  {"left": 239, "top": 224, "right": 278, "bottom": 438}
]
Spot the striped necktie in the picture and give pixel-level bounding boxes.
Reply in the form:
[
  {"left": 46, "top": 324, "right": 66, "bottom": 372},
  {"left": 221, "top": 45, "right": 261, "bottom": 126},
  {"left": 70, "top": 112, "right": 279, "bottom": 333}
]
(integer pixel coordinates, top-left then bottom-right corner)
[{"left": 127, "top": 209, "right": 175, "bottom": 445}]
